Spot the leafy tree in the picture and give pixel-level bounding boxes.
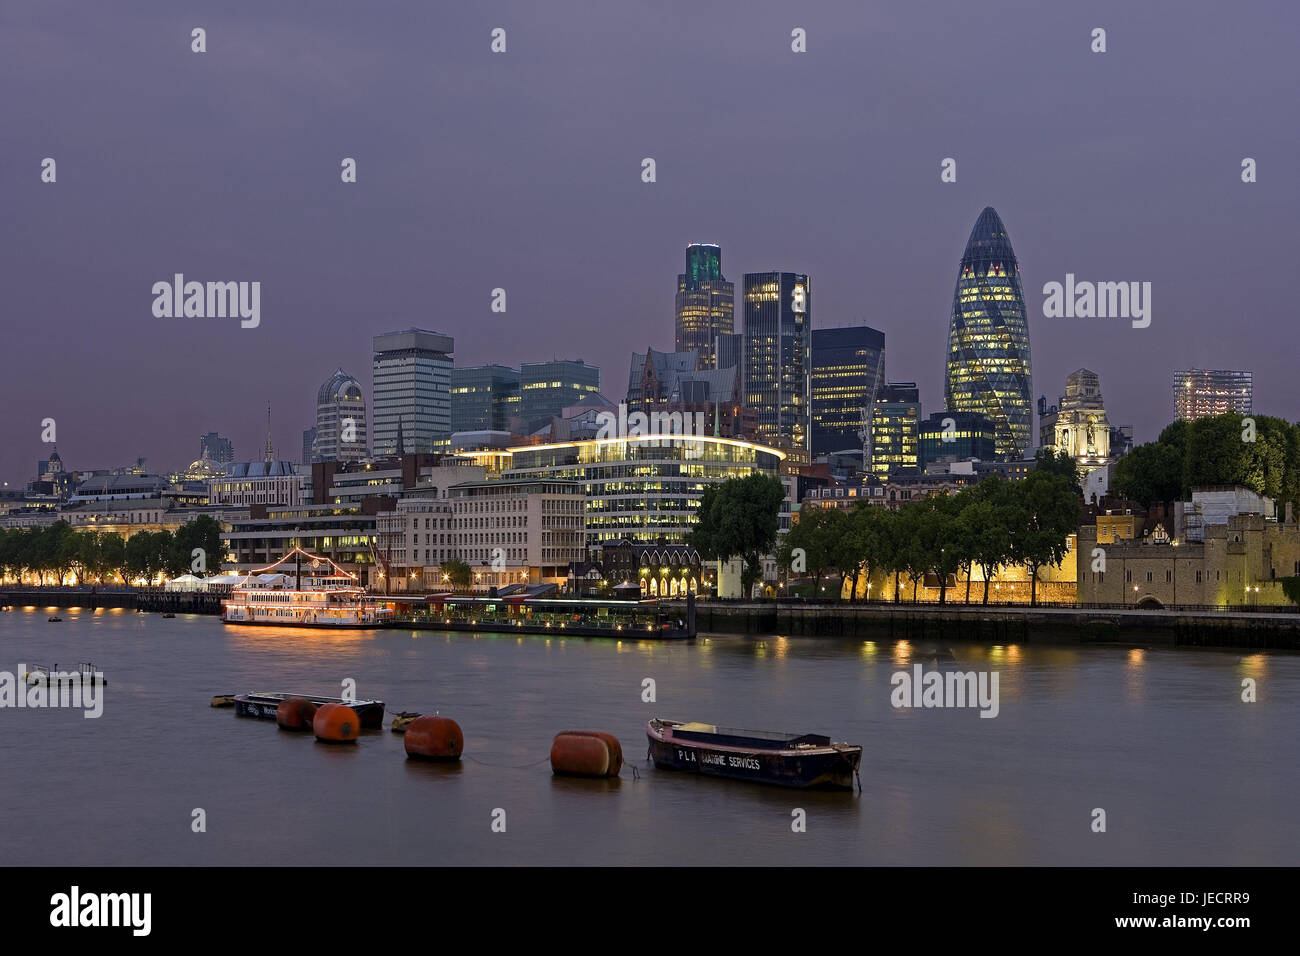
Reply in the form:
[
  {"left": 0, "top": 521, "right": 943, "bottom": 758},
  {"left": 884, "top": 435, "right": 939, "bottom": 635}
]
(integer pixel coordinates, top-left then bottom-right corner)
[
  {"left": 125, "top": 531, "right": 171, "bottom": 585},
  {"left": 842, "top": 505, "right": 888, "bottom": 601},
  {"left": 889, "top": 507, "right": 929, "bottom": 603},
  {"left": 77, "top": 531, "right": 103, "bottom": 583},
  {"left": 171, "top": 515, "right": 223, "bottom": 577},
  {"left": 1281, "top": 577, "right": 1300, "bottom": 607},
  {"left": 689, "top": 474, "right": 785, "bottom": 598},
  {"left": 826, "top": 509, "right": 865, "bottom": 600},
  {"left": 1007, "top": 470, "right": 1079, "bottom": 606},
  {"left": 1114, "top": 413, "right": 1300, "bottom": 513},
  {"left": 778, "top": 507, "right": 842, "bottom": 598},
  {"left": 439, "top": 558, "right": 472, "bottom": 591},
  {"left": 0, "top": 530, "right": 16, "bottom": 581},
  {"left": 1112, "top": 441, "right": 1183, "bottom": 507},
  {"left": 99, "top": 533, "right": 126, "bottom": 583},
  {"left": 913, "top": 495, "right": 963, "bottom": 604},
  {"left": 1034, "top": 448, "right": 1080, "bottom": 493}
]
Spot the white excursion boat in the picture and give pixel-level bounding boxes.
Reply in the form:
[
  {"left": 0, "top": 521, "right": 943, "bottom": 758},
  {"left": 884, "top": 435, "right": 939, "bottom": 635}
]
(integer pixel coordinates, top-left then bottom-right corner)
[{"left": 221, "top": 548, "right": 394, "bottom": 628}]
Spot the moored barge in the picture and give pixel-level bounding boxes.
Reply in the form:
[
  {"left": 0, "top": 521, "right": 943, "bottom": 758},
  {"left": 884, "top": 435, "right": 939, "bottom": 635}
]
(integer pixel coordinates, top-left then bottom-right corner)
[
  {"left": 646, "top": 718, "right": 861, "bottom": 791},
  {"left": 233, "top": 692, "right": 386, "bottom": 728}
]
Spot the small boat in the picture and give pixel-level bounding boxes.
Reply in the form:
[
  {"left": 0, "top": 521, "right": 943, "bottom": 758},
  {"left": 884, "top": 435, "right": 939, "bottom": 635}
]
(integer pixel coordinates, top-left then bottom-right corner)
[
  {"left": 646, "top": 718, "right": 861, "bottom": 791},
  {"left": 210, "top": 694, "right": 237, "bottom": 708},
  {"left": 232, "top": 692, "right": 385, "bottom": 728},
  {"left": 25, "top": 662, "right": 107, "bottom": 687},
  {"left": 162, "top": 613, "right": 175, "bottom": 619},
  {"left": 390, "top": 711, "right": 421, "bottom": 733},
  {"left": 48, "top": 616, "right": 61, "bottom": 623}
]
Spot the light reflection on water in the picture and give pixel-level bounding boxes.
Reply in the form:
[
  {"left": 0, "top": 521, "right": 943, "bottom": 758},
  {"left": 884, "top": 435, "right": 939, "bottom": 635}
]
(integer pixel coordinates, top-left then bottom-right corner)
[{"left": 0, "top": 608, "right": 1296, "bottom": 866}]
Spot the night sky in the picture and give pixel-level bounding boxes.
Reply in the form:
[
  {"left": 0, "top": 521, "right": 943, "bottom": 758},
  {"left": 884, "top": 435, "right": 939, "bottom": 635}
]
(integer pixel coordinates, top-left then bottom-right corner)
[{"left": 3, "top": 0, "right": 1297, "bottom": 486}]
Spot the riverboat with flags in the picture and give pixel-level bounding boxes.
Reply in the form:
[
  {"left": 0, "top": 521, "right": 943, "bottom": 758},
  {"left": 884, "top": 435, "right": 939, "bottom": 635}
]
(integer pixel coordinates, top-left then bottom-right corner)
[{"left": 221, "top": 548, "right": 394, "bottom": 628}]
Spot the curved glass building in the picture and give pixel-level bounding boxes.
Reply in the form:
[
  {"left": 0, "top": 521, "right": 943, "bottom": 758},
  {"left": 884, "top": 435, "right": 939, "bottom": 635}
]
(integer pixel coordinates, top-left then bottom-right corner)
[
  {"left": 944, "top": 207, "right": 1032, "bottom": 461},
  {"left": 502, "top": 435, "right": 784, "bottom": 547}
]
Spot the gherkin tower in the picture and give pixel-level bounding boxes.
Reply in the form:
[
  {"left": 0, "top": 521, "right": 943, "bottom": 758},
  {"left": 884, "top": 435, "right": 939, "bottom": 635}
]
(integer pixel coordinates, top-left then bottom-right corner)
[{"left": 944, "top": 207, "right": 1032, "bottom": 460}]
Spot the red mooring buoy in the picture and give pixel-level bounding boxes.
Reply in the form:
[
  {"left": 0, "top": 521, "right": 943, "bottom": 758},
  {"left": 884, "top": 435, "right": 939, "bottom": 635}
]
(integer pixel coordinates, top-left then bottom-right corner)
[
  {"left": 403, "top": 715, "right": 464, "bottom": 761},
  {"left": 550, "top": 730, "right": 623, "bottom": 778},
  {"left": 275, "top": 696, "right": 317, "bottom": 731},
  {"left": 313, "top": 702, "right": 360, "bottom": 743}
]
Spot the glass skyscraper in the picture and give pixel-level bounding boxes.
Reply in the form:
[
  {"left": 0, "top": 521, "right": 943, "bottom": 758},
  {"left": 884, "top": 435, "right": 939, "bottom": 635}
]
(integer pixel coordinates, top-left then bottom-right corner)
[
  {"left": 944, "top": 207, "right": 1033, "bottom": 461},
  {"left": 918, "top": 411, "right": 997, "bottom": 469},
  {"left": 371, "top": 329, "right": 454, "bottom": 455},
  {"left": 518, "top": 359, "right": 601, "bottom": 425},
  {"left": 810, "top": 325, "right": 885, "bottom": 457},
  {"left": 675, "top": 244, "right": 734, "bottom": 370},
  {"left": 743, "top": 272, "right": 811, "bottom": 456},
  {"left": 870, "top": 383, "right": 921, "bottom": 477},
  {"left": 451, "top": 364, "right": 521, "bottom": 433}
]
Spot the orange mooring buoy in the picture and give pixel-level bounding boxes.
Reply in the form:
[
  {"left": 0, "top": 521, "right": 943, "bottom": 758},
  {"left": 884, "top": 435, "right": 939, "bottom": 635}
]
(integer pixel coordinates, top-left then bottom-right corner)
[
  {"left": 276, "top": 696, "right": 317, "bottom": 731},
  {"left": 313, "top": 702, "right": 360, "bottom": 743},
  {"left": 550, "top": 730, "right": 623, "bottom": 778},
  {"left": 403, "top": 715, "right": 463, "bottom": 761}
]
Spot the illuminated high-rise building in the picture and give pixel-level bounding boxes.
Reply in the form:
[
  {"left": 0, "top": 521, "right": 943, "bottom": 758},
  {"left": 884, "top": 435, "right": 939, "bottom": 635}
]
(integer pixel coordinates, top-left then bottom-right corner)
[
  {"left": 675, "top": 244, "right": 734, "bottom": 369},
  {"left": 944, "top": 207, "right": 1033, "bottom": 460},
  {"left": 918, "top": 411, "right": 997, "bottom": 469},
  {"left": 743, "top": 272, "right": 811, "bottom": 455},
  {"left": 1173, "top": 368, "right": 1253, "bottom": 420},
  {"left": 870, "top": 383, "right": 921, "bottom": 477},
  {"left": 810, "top": 326, "right": 885, "bottom": 457},
  {"left": 372, "top": 329, "right": 454, "bottom": 455}
]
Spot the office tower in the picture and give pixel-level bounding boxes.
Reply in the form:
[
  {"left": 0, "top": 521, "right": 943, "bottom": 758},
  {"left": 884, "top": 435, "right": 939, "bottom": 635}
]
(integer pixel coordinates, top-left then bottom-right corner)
[
  {"left": 300, "top": 428, "right": 317, "bottom": 466},
  {"left": 372, "top": 329, "right": 454, "bottom": 455},
  {"left": 918, "top": 411, "right": 997, "bottom": 469},
  {"left": 715, "top": 332, "right": 744, "bottom": 375},
  {"left": 743, "top": 272, "right": 812, "bottom": 455},
  {"left": 810, "top": 326, "right": 886, "bottom": 457},
  {"left": 674, "top": 244, "right": 734, "bottom": 369},
  {"left": 945, "top": 207, "right": 1033, "bottom": 460},
  {"left": 198, "top": 431, "right": 234, "bottom": 465},
  {"left": 518, "top": 359, "right": 601, "bottom": 425},
  {"left": 1173, "top": 368, "right": 1253, "bottom": 420},
  {"left": 451, "top": 365, "right": 521, "bottom": 433},
  {"left": 870, "top": 383, "right": 921, "bottom": 477},
  {"left": 312, "top": 368, "right": 368, "bottom": 463}
]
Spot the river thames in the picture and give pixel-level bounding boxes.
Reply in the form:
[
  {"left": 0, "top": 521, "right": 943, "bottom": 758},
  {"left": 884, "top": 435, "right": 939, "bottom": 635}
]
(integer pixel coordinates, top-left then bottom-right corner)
[{"left": 1, "top": 606, "right": 1295, "bottom": 866}]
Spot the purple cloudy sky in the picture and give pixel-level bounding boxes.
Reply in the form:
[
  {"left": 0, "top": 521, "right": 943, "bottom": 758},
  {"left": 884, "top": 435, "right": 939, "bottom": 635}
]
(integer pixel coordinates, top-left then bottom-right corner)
[{"left": 2, "top": 0, "right": 1297, "bottom": 485}]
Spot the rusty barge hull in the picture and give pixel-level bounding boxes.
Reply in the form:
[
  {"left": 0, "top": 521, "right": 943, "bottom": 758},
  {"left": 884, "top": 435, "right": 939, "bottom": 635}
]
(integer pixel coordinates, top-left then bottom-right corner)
[{"left": 646, "top": 719, "right": 861, "bottom": 791}]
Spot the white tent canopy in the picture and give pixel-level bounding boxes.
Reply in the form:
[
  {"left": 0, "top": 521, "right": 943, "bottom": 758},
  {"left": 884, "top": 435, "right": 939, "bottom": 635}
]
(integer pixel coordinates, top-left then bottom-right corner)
[{"left": 164, "top": 574, "right": 204, "bottom": 592}]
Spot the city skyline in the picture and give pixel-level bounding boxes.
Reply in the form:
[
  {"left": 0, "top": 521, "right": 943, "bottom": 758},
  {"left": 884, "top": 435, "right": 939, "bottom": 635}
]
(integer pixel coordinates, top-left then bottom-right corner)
[{"left": 4, "top": 2, "right": 1296, "bottom": 483}]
